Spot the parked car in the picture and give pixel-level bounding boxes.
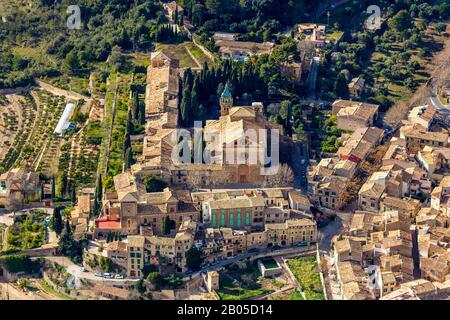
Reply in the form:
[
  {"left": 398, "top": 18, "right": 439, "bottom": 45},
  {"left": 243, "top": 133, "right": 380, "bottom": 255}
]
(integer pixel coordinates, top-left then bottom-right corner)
[
  {"left": 94, "top": 272, "right": 102, "bottom": 277},
  {"left": 248, "top": 248, "right": 260, "bottom": 253},
  {"left": 103, "top": 273, "right": 113, "bottom": 279},
  {"left": 272, "top": 245, "right": 282, "bottom": 251},
  {"left": 114, "top": 274, "right": 124, "bottom": 279},
  {"left": 80, "top": 267, "right": 86, "bottom": 272},
  {"left": 300, "top": 159, "right": 306, "bottom": 165},
  {"left": 296, "top": 241, "right": 308, "bottom": 247}
]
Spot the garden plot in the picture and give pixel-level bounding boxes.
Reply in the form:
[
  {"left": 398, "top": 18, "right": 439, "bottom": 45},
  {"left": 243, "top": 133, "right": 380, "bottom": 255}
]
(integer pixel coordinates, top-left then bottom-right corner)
[
  {"left": 70, "top": 129, "right": 100, "bottom": 188},
  {"left": 217, "top": 262, "right": 290, "bottom": 300},
  {"left": 14, "top": 90, "right": 67, "bottom": 173},
  {"left": 286, "top": 256, "right": 324, "bottom": 300},
  {"left": 4, "top": 210, "right": 47, "bottom": 250}
]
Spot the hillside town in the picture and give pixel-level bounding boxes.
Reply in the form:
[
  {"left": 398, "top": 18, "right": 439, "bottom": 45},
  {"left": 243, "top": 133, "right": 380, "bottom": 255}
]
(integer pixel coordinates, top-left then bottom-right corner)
[{"left": 1, "top": 0, "right": 450, "bottom": 302}]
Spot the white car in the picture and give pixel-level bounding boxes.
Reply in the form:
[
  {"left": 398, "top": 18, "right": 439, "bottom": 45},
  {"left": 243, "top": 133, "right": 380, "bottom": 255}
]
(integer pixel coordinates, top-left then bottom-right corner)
[{"left": 114, "top": 274, "right": 124, "bottom": 279}]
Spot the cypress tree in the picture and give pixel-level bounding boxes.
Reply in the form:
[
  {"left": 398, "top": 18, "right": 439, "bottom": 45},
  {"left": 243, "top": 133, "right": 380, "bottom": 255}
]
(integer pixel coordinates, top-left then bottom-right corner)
[
  {"left": 174, "top": 4, "right": 179, "bottom": 25},
  {"left": 93, "top": 197, "right": 100, "bottom": 217},
  {"left": 52, "top": 207, "right": 64, "bottom": 235},
  {"left": 161, "top": 215, "right": 171, "bottom": 235},
  {"left": 97, "top": 175, "right": 103, "bottom": 201},
  {"left": 71, "top": 185, "right": 77, "bottom": 204},
  {"left": 130, "top": 91, "right": 139, "bottom": 122},
  {"left": 59, "top": 219, "right": 74, "bottom": 256},
  {"left": 198, "top": 104, "right": 206, "bottom": 123},
  {"left": 51, "top": 177, "right": 56, "bottom": 198},
  {"left": 181, "top": 87, "right": 191, "bottom": 127},
  {"left": 40, "top": 184, "right": 45, "bottom": 201},
  {"left": 127, "top": 109, "right": 134, "bottom": 135},
  {"left": 180, "top": 70, "right": 193, "bottom": 127},
  {"left": 139, "top": 101, "right": 145, "bottom": 125},
  {"left": 95, "top": 174, "right": 103, "bottom": 216},
  {"left": 191, "top": 77, "right": 200, "bottom": 122},
  {"left": 123, "top": 131, "right": 131, "bottom": 157},
  {"left": 124, "top": 147, "right": 133, "bottom": 170}
]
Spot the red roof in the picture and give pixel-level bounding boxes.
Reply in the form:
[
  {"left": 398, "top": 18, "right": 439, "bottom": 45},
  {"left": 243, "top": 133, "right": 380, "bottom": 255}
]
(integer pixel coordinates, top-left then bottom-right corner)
[{"left": 95, "top": 220, "right": 121, "bottom": 229}]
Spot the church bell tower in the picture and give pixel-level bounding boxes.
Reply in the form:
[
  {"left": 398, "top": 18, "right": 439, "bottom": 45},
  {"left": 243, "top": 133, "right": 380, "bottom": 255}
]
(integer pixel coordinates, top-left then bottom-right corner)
[{"left": 220, "top": 83, "right": 233, "bottom": 116}]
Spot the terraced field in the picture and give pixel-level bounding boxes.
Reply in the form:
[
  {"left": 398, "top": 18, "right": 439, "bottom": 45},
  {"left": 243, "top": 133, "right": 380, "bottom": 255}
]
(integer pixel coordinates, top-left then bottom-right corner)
[
  {"left": 0, "top": 94, "right": 37, "bottom": 172},
  {"left": 0, "top": 89, "right": 77, "bottom": 180},
  {"left": 19, "top": 90, "right": 67, "bottom": 171}
]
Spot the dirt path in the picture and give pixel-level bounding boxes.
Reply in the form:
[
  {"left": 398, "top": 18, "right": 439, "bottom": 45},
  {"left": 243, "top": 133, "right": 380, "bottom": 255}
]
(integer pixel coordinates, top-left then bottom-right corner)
[{"left": 35, "top": 79, "right": 89, "bottom": 101}]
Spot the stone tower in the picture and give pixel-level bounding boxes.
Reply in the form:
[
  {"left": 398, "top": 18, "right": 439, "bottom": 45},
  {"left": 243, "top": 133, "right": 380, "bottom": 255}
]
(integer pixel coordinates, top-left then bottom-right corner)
[{"left": 220, "top": 83, "right": 233, "bottom": 116}]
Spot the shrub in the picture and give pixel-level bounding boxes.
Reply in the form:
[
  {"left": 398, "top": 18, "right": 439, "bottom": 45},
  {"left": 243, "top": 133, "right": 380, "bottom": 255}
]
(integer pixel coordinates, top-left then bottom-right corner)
[{"left": 0, "top": 255, "right": 42, "bottom": 274}]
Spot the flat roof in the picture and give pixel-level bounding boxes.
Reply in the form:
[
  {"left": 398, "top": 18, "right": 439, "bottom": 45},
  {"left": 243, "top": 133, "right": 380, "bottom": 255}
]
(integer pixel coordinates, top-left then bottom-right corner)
[{"left": 95, "top": 220, "right": 121, "bottom": 229}]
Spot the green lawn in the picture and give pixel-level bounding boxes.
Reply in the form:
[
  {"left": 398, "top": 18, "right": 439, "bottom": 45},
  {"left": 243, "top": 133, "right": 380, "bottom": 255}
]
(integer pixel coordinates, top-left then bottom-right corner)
[
  {"left": 218, "top": 287, "right": 273, "bottom": 300},
  {"left": 12, "top": 46, "right": 58, "bottom": 69},
  {"left": 129, "top": 52, "right": 152, "bottom": 68},
  {"left": 287, "top": 256, "right": 324, "bottom": 300},
  {"left": 155, "top": 42, "right": 199, "bottom": 68},
  {"left": 185, "top": 42, "right": 213, "bottom": 66},
  {"left": 290, "top": 291, "right": 304, "bottom": 300},
  {"left": 326, "top": 31, "right": 344, "bottom": 42}
]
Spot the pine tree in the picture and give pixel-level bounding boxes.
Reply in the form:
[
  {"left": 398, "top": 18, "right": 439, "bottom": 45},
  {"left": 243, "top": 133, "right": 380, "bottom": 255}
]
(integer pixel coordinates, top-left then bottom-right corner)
[
  {"left": 63, "top": 50, "right": 80, "bottom": 76},
  {"left": 119, "top": 28, "right": 132, "bottom": 50},
  {"left": 186, "top": 247, "right": 203, "bottom": 271}
]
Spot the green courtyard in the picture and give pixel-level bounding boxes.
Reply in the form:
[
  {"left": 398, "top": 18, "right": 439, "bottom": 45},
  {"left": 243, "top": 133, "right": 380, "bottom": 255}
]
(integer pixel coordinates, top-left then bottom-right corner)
[{"left": 287, "top": 256, "right": 324, "bottom": 300}]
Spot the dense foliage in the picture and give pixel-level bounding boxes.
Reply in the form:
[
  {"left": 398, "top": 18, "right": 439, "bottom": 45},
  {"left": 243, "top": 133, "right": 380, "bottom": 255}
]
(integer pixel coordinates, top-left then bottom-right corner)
[
  {"left": 179, "top": 38, "right": 302, "bottom": 128},
  {"left": 317, "top": 0, "right": 449, "bottom": 106},
  {"left": 0, "top": 0, "right": 165, "bottom": 88},
  {"left": 0, "top": 254, "right": 42, "bottom": 273},
  {"left": 6, "top": 210, "right": 46, "bottom": 250},
  {"left": 183, "top": 0, "right": 317, "bottom": 41}
]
